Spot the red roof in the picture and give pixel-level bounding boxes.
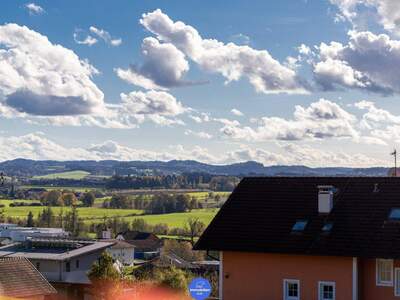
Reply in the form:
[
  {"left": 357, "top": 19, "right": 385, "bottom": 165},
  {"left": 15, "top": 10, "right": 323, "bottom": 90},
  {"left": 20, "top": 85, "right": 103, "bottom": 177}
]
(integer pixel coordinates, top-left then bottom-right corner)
[{"left": 0, "top": 257, "right": 56, "bottom": 298}]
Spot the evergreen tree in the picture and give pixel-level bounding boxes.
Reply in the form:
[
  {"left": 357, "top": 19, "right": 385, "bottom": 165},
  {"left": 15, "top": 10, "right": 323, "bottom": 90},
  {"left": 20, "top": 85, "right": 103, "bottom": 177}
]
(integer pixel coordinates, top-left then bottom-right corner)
[{"left": 26, "top": 211, "right": 34, "bottom": 227}]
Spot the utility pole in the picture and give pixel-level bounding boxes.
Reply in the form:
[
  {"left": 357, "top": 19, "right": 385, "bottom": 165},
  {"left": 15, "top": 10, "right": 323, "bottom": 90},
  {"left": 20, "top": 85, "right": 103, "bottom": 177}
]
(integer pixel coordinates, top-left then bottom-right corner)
[{"left": 391, "top": 149, "right": 397, "bottom": 176}]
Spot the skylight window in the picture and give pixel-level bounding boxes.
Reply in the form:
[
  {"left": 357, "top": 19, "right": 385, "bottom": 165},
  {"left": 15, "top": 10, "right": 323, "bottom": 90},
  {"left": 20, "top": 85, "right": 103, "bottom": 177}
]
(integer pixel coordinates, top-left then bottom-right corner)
[
  {"left": 389, "top": 208, "right": 400, "bottom": 221},
  {"left": 322, "top": 223, "right": 333, "bottom": 232},
  {"left": 292, "top": 220, "right": 308, "bottom": 232}
]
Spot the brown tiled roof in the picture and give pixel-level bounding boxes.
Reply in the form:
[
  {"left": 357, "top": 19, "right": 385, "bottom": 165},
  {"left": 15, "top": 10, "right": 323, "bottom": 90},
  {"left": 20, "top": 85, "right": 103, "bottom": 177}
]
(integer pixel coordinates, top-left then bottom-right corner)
[
  {"left": 98, "top": 239, "right": 135, "bottom": 249},
  {"left": 195, "top": 177, "right": 400, "bottom": 258},
  {"left": 117, "top": 231, "right": 162, "bottom": 251},
  {"left": 0, "top": 257, "right": 56, "bottom": 298}
]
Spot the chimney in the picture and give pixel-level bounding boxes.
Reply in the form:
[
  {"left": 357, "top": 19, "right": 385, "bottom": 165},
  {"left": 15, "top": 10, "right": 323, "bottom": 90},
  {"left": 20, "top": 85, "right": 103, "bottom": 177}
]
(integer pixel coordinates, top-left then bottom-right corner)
[
  {"left": 318, "top": 185, "right": 334, "bottom": 214},
  {"left": 102, "top": 229, "right": 111, "bottom": 239}
]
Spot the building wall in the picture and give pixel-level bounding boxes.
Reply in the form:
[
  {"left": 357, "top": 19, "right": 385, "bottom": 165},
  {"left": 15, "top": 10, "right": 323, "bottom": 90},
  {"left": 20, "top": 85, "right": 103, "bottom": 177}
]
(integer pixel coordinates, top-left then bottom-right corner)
[
  {"left": 360, "top": 258, "right": 400, "bottom": 300},
  {"left": 30, "top": 249, "right": 105, "bottom": 284},
  {"left": 107, "top": 247, "right": 135, "bottom": 265},
  {"left": 222, "top": 251, "right": 353, "bottom": 300}
]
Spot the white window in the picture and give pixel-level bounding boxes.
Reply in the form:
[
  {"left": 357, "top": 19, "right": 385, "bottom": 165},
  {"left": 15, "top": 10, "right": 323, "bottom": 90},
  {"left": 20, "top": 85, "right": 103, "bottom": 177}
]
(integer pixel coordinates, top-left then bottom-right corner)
[
  {"left": 283, "top": 279, "right": 300, "bottom": 300},
  {"left": 319, "top": 281, "right": 335, "bottom": 300},
  {"left": 395, "top": 268, "right": 400, "bottom": 296},
  {"left": 376, "top": 259, "right": 393, "bottom": 286}
]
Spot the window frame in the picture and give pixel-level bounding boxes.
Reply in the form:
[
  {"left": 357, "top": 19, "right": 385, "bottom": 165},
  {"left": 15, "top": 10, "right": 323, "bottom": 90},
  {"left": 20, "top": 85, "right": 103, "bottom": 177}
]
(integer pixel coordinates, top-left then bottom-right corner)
[
  {"left": 318, "top": 281, "right": 336, "bottom": 300},
  {"left": 395, "top": 268, "right": 400, "bottom": 297},
  {"left": 283, "top": 279, "right": 300, "bottom": 300},
  {"left": 376, "top": 259, "right": 394, "bottom": 286}
]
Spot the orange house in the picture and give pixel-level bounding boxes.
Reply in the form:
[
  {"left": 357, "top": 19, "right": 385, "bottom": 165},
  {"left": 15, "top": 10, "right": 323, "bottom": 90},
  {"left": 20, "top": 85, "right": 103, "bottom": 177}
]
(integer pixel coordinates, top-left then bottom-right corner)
[{"left": 195, "top": 177, "right": 400, "bottom": 300}]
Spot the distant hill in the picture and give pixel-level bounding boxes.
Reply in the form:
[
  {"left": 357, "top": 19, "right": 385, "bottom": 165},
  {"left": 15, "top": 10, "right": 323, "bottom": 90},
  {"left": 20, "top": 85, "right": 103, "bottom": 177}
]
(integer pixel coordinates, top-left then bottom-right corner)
[{"left": 0, "top": 158, "right": 390, "bottom": 177}]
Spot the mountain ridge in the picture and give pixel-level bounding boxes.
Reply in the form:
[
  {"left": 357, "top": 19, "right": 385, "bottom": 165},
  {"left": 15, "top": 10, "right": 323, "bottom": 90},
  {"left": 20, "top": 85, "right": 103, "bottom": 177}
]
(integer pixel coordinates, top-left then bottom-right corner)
[{"left": 0, "top": 158, "right": 390, "bottom": 177}]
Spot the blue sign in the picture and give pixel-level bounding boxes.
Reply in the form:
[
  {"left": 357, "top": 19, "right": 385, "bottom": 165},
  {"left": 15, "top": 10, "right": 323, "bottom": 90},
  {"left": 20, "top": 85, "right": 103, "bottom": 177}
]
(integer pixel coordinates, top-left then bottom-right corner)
[{"left": 189, "top": 277, "right": 212, "bottom": 300}]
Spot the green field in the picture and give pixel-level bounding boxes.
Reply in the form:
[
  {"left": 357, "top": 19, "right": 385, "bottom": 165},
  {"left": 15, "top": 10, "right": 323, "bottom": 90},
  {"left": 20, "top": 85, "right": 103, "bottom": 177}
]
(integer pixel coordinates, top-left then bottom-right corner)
[
  {"left": 129, "top": 209, "right": 218, "bottom": 228},
  {"left": 0, "top": 200, "right": 143, "bottom": 220},
  {"left": 33, "top": 170, "right": 90, "bottom": 180},
  {"left": 0, "top": 199, "right": 218, "bottom": 228}
]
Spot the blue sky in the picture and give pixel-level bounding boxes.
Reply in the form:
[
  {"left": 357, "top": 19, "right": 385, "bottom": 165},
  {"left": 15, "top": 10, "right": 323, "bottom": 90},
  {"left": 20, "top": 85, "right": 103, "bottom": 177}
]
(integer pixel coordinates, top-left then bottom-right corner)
[{"left": 0, "top": 0, "right": 399, "bottom": 167}]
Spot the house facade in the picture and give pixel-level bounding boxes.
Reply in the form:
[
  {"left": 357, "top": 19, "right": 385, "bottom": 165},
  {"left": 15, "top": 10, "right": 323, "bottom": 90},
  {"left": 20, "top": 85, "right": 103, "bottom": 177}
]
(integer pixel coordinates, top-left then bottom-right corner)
[
  {"left": 195, "top": 177, "right": 400, "bottom": 300},
  {"left": 0, "top": 238, "right": 114, "bottom": 299},
  {"left": 116, "top": 230, "right": 162, "bottom": 260}
]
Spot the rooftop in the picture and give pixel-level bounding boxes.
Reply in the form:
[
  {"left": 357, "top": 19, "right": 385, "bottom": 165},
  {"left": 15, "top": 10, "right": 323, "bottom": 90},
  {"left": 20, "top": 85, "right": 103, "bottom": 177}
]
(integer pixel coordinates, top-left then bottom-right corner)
[
  {"left": 0, "top": 257, "right": 56, "bottom": 298},
  {"left": 195, "top": 177, "right": 400, "bottom": 258},
  {"left": 0, "top": 238, "right": 115, "bottom": 260}
]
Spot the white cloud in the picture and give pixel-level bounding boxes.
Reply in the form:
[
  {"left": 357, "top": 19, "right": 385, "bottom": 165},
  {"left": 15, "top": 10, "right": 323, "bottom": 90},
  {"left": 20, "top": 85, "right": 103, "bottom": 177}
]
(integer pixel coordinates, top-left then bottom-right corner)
[
  {"left": 0, "top": 23, "right": 104, "bottom": 116},
  {"left": 73, "top": 31, "right": 98, "bottom": 46},
  {"left": 0, "top": 133, "right": 389, "bottom": 167},
  {"left": 89, "top": 26, "right": 122, "bottom": 46},
  {"left": 229, "top": 33, "right": 250, "bottom": 45},
  {"left": 119, "top": 90, "right": 186, "bottom": 116},
  {"left": 221, "top": 98, "right": 359, "bottom": 141},
  {"left": 115, "top": 37, "right": 191, "bottom": 89},
  {"left": 231, "top": 108, "right": 244, "bottom": 116},
  {"left": 0, "top": 90, "right": 188, "bottom": 129},
  {"left": 139, "top": 9, "right": 309, "bottom": 94},
  {"left": 313, "top": 30, "right": 400, "bottom": 94},
  {"left": 25, "top": 3, "right": 44, "bottom": 15},
  {"left": 184, "top": 129, "right": 213, "bottom": 139},
  {"left": 330, "top": 0, "right": 400, "bottom": 35}
]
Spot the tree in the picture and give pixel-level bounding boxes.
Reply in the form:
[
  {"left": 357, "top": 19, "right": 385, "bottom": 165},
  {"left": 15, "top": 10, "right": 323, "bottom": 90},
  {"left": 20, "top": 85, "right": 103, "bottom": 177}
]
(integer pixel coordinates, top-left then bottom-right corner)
[
  {"left": 88, "top": 251, "right": 121, "bottom": 299},
  {"left": 42, "top": 190, "right": 63, "bottom": 206},
  {"left": 184, "top": 217, "right": 206, "bottom": 246},
  {"left": 38, "top": 207, "right": 55, "bottom": 227},
  {"left": 82, "top": 192, "right": 95, "bottom": 207},
  {"left": 154, "top": 266, "right": 189, "bottom": 291},
  {"left": 26, "top": 211, "right": 34, "bottom": 227},
  {"left": 62, "top": 193, "right": 77, "bottom": 206}
]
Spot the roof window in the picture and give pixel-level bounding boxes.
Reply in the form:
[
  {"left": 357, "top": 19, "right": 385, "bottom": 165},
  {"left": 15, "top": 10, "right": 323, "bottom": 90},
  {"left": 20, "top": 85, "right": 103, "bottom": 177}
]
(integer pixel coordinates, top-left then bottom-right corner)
[
  {"left": 292, "top": 220, "right": 308, "bottom": 232},
  {"left": 389, "top": 208, "right": 400, "bottom": 221},
  {"left": 322, "top": 222, "right": 333, "bottom": 232}
]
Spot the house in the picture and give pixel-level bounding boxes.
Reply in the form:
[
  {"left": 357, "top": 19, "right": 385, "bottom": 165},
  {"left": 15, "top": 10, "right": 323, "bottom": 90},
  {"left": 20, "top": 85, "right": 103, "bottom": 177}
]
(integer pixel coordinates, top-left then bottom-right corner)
[
  {"left": 0, "top": 257, "right": 56, "bottom": 299},
  {"left": 195, "top": 177, "right": 400, "bottom": 300},
  {"left": 99, "top": 239, "right": 136, "bottom": 265},
  {"left": 0, "top": 238, "right": 114, "bottom": 299},
  {"left": 116, "top": 231, "right": 162, "bottom": 260},
  {"left": 0, "top": 225, "right": 69, "bottom": 242}
]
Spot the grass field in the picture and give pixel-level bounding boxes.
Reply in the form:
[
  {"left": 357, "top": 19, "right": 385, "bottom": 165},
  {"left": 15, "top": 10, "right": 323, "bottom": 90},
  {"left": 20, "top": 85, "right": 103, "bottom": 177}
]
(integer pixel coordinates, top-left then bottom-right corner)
[
  {"left": 0, "top": 199, "right": 217, "bottom": 228},
  {"left": 33, "top": 170, "right": 90, "bottom": 180},
  {"left": 21, "top": 185, "right": 97, "bottom": 192},
  {"left": 127, "top": 209, "right": 218, "bottom": 228},
  {"left": 0, "top": 200, "right": 143, "bottom": 220}
]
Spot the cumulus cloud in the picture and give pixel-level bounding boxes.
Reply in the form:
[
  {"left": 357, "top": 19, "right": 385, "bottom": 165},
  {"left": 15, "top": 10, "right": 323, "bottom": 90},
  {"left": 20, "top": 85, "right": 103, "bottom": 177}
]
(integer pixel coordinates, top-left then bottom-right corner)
[
  {"left": 138, "top": 9, "right": 309, "bottom": 94},
  {"left": 231, "top": 108, "right": 244, "bottom": 116},
  {"left": 25, "top": 3, "right": 44, "bottom": 15},
  {"left": 115, "top": 37, "right": 192, "bottom": 89},
  {"left": 184, "top": 129, "right": 213, "bottom": 139},
  {"left": 0, "top": 133, "right": 388, "bottom": 167},
  {"left": 73, "top": 31, "right": 98, "bottom": 46},
  {"left": 220, "top": 99, "right": 359, "bottom": 141},
  {"left": 89, "top": 26, "right": 122, "bottom": 46},
  {"left": 119, "top": 90, "right": 186, "bottom": 116},
  {"left": 0, "top": 23, "right": 104, "bottom": 116},
  {"left": 330, "top": 0, "right": 400, "bottom": 35},
  {"left": 313, "top": 30, "right": 400, "bottom": 94}
]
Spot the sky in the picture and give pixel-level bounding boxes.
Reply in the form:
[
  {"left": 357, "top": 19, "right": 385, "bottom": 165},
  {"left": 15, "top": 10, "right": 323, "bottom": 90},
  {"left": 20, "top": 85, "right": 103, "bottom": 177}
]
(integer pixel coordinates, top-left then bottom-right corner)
[{"left": 1, "top": 0, "right": 400, "bottom": 167}]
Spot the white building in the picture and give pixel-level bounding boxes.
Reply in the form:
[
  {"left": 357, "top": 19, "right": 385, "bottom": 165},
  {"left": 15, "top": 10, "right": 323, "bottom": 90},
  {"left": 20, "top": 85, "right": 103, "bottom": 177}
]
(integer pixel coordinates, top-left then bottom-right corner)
[{"left": 102, "top": 239, "right": 135, "bottom": 265}]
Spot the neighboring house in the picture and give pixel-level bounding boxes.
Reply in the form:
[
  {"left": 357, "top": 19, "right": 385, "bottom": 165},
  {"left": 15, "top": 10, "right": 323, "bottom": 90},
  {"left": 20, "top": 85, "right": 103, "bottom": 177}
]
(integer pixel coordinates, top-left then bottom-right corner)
[
  {"left": 0, "top": 226, "right": 69, "bottom": 241},
  {"left": 0, "top": 257, "right": 56, "bottom": 299},
  {"left": 116, "top": 231, "right": 162, "bottom": 260},
  {"left": 195, "top": 177, "right": 400, "bottom": 300},
  {"left": 100, "top": 239, "right": 135, "bottom": 265},
  {"left": 0, "top": 238, "right": 114, "bottom": 299}
]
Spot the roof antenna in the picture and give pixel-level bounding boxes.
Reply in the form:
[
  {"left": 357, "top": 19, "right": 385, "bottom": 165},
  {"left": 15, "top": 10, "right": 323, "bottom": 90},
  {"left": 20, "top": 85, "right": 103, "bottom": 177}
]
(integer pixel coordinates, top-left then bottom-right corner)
[{"left": 391, "top": 149, "right": 397, "bottom": 177}]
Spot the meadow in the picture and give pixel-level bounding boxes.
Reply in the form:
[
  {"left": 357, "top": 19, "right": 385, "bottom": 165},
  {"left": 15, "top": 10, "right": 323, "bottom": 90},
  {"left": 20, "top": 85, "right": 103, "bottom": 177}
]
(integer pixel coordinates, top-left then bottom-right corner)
[
  {"left": 32, "top": 170, "right": 90, "bottom": 180},
  {"left": 0, "top": 199, "right": 218, "bottom": 229}
]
